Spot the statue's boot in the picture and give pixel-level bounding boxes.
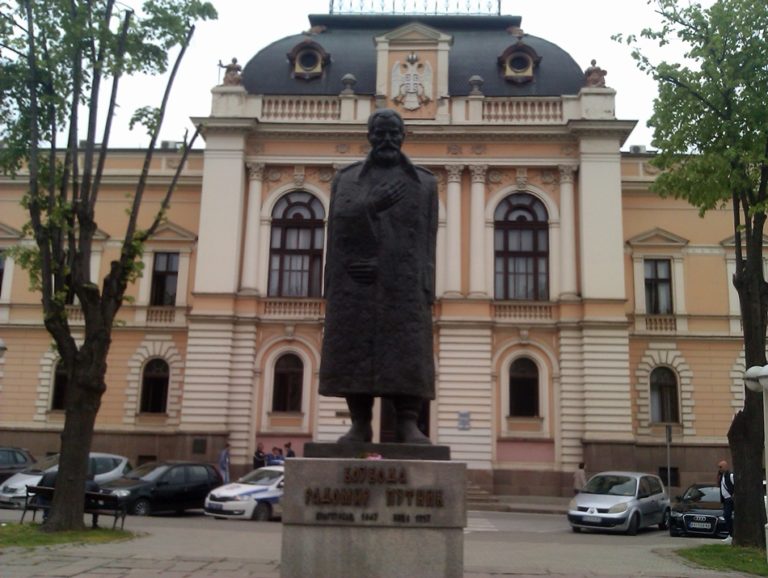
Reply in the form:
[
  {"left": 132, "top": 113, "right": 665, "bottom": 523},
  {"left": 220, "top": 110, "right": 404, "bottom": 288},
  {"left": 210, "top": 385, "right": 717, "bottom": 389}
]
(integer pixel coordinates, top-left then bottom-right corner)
[
  {"left": 338, "top": 395, "right": 373, "bottom": 443},
  {"left": 394, "top": 397, "right": 432, "bottom": 445}
]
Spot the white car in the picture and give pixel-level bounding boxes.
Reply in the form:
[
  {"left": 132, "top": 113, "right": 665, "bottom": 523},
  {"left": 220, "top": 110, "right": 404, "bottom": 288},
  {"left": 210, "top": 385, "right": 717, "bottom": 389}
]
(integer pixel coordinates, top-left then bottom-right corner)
[
  {"left": 568, "top": 471, "right": 670, "bottom": 535},
  {"left": 0, "top": 452, "right": 132, "bottom": 509},
  {"left": 204, "top": 465, "right": 284, "bottom": 521}
]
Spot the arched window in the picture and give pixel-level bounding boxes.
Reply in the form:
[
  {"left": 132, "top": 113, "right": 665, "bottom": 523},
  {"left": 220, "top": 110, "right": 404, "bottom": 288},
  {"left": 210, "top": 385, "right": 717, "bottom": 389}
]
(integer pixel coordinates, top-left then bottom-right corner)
[
  {"left": 268, "top": 192, "right": 325, "bottom": 297},
  {"left": 509, "top": 357, "right": 539, "bottom": 417},
  {"left": 51, "top": 362, "right": 68, "bottom": 411},
  {"left": 272, "top": 354, "right": 303, "bottom": 412},
  {"left": 650, "top": 367, "right": 679, "bottom": 423},
  {"left": 494, "top": 193, "right": 549, "bottom": 301},
  {"left": 140, "top": 358, "right": 169, "bottom": 414}
]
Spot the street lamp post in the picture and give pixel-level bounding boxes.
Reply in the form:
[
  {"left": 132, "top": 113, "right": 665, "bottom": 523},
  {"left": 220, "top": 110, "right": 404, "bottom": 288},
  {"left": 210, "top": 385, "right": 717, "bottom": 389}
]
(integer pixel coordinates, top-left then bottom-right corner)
[{"left": 743, "top": 365, "right": 768, "bottom": 559}]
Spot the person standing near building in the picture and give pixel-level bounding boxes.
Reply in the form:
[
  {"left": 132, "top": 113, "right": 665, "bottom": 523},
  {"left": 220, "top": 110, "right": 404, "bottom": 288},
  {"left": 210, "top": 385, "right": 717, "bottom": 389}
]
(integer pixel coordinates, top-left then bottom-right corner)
[
  {"left": 573, "top": 462, "right": 587, "bottom": 495},
  {"left": 218, "top": 444, "right": 231, "bottom": 484},
  {"left": 284, "top": 442, "right": 296, "bottom": 458},
  {"left": 253, "top": 442, "right": 266, "bottom": 470},
  {"left": 718, "top": 459, "right": 734, "bottom": 543}
]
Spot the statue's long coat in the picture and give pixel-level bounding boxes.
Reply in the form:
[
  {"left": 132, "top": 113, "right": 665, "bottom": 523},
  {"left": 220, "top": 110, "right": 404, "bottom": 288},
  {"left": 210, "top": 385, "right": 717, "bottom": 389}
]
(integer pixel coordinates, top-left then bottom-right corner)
[{"left": 319, "top": 155, "right": 438, "bottom": 399}]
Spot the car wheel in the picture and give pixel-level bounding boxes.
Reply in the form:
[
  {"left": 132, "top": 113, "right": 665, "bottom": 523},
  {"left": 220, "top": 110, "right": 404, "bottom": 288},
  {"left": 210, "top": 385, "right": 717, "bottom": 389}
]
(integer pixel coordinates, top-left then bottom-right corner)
[
  {"left": 131, "top": 498, "right": 152, "bottom": 516},
  {"left": 253, "top": 502, "right": 271, "bottom": 522},
  {"left": 658, "top": 509, "right": 670, "bottom": 530},
  {"left": 626, "top": 513, "right": 640, "bottom": 536},
  {"left": 571, "top": 526, "right": 581, "bottom": 533}
]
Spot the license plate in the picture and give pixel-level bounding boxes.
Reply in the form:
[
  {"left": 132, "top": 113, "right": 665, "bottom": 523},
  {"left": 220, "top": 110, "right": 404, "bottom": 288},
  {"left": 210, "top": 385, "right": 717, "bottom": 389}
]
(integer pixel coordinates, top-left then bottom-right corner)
[
  {"left": 583, "top": 515, "right": 601, "bottom": 523},
  {"left": 688, "top": 521, "right": 711, "bottom": 529},
  {"left": 208, "top": 502, "right": 223, "bottom": 510}
]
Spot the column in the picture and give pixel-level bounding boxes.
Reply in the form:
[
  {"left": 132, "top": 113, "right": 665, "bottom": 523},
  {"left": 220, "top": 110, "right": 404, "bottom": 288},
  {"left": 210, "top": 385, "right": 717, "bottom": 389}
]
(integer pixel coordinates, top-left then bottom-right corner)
[
  {"left": 558, "top": 165, "right": 578, "bottom": 299},
  {"left": 468, "top": 165, "right": 487, "bottom": 296},
  {"left": 444, "top": 165, "right": 464, "bottom": 296},
  {"left": 241, "top": 162, "right": 265, "bottom": 292}
]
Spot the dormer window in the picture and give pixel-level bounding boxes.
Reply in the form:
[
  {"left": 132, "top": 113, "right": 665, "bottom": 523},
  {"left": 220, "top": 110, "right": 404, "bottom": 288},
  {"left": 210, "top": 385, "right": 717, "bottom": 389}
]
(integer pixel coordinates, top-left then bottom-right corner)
[
  {"left": 287, "top": 40, "right": 330, "bottom": 80},
  {"left": 498, "top": 41, "right": 541, "bottom": 84}
]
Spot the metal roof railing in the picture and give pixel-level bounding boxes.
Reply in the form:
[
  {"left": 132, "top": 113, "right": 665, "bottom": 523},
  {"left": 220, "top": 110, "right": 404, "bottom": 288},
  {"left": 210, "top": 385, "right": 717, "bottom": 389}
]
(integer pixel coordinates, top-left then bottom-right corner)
[{"left": 329, "top": 0, "right": 501, "bottom": 15}]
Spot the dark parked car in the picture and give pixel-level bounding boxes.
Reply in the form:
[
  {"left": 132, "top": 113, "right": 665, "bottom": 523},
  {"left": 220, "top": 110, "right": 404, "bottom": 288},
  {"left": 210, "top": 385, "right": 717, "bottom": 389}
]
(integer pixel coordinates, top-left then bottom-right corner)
[
  {"left": 669, "top": 483, "right": 729, "bottom": 538},
  {"left": 0, "top": 447, "right": 36, "bottom": 484},
  {"left": 101, "top": 461, "right": 223, "bottom": 516}
]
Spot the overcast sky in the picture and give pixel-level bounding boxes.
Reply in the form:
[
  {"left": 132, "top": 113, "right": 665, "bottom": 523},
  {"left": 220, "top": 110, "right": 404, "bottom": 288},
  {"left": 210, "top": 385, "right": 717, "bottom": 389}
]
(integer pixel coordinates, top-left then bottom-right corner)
[{"left": 109, "top": 0, "right": 680, "bottom": 150}]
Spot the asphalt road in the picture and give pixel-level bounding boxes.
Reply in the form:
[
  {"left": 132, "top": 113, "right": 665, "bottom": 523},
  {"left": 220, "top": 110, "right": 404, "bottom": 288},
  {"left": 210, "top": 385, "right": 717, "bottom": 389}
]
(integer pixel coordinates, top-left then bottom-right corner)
[{"left": 0, "top": 507, "right": 751, "bottom": 577}]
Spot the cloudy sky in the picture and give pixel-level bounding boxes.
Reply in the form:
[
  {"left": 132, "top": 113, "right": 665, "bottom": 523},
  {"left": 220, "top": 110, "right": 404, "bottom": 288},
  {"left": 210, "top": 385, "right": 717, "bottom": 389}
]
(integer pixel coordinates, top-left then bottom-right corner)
[{"left": 108, "top": 0, "right": 682, "bottom": 150}]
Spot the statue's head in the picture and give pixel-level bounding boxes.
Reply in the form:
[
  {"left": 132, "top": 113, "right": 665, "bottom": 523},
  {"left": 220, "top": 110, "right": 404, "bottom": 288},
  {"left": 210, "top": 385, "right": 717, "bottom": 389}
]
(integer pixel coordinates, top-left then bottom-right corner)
[{"left": 367, "top": 109, "right": 405, "bottom": 167}]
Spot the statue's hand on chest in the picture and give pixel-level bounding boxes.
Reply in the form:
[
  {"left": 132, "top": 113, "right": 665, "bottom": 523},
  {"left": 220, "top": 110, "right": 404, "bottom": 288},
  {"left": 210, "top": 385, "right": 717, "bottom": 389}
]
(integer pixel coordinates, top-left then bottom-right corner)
[{"left": 370, "top": 179, "right": 406, "bottom": 212}]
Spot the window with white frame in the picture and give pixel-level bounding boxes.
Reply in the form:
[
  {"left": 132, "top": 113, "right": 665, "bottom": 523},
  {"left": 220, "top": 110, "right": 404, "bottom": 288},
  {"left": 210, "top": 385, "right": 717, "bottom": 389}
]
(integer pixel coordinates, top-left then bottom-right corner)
[
  {"left": 268, "top": 192, "right": 325, "bottom": 298},
  {"left": 650, "top": 366, "right": 679, "bottom": 423},
  {"left": 140, "top": 358, "right": 169, "bottom": 414},
  {"left": 272, "top": 353, "right": 303, "bottom": 412},
  {"left": 644, "top": 258, "right": 673, "bottom": 314},
  {"left": 494, "top": 193, "right": 549, "bottom": 301},
  {"left": 509, "top": 357, "right": 539, "bottom": 417},
  {"left": 150, "top": 252, "right": 179, "bottom": 306}
]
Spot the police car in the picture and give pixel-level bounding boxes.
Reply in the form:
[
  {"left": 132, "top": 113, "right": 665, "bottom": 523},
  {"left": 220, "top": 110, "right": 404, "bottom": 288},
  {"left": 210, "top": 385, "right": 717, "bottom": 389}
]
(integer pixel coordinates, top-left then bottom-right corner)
[{"left": 204, "top": 465, "right": 284, "bottom": 521}]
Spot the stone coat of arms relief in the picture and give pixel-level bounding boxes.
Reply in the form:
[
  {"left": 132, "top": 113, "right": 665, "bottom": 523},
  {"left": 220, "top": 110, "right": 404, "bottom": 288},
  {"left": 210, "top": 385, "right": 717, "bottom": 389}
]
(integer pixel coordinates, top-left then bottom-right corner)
[{"left": 391, "top": 52, "right": 433, "bottom": 111}]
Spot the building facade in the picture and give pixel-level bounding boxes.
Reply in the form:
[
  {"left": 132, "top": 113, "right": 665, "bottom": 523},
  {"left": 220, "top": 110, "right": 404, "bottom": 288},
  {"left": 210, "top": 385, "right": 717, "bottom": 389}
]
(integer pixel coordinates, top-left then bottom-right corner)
[{"left": 0, "top": 11, "right": 744, "bottom": 495}]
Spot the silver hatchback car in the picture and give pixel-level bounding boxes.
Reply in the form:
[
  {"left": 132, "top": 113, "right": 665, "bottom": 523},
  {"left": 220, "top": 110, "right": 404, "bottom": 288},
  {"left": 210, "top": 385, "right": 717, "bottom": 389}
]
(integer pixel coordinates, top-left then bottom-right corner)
[{"left": 567, "top": 471, "right": 670, "bottom": 535}]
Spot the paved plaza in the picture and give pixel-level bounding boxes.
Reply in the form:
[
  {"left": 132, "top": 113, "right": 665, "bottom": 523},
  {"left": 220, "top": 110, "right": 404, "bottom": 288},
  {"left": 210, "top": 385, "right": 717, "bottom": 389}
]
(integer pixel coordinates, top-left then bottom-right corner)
[{"left": 0, "top": 503, "right": 751, "bottom": 577}]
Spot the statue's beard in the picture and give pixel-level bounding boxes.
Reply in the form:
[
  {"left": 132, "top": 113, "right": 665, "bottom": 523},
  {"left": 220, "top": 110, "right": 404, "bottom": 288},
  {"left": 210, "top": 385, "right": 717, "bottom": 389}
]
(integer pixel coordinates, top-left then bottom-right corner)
[{"left": 371, "top": 146, "right": 401, "bottom": 166}]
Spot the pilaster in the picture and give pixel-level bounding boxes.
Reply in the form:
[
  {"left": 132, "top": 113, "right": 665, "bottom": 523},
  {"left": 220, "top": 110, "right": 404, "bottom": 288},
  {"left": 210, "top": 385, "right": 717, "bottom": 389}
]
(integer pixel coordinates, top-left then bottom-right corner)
[
  {"left": 558, "top": 165, "right": 578, "bottom": 299},
  {"left": 468, "top": 164, "right": 487, "bottom": 297},
  {"left": 241, "top": 162, "right": 265, "bottom": 292},
  {"left": 444, "top": 165, "right": 464, "bottom": 297}
]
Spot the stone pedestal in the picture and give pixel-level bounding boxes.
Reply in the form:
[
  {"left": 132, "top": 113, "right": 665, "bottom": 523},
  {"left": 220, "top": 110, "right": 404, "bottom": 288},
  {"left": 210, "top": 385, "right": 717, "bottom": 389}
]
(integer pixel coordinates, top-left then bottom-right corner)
[{"left": 280, "top": 457, "right": 466, "bottom": 578}]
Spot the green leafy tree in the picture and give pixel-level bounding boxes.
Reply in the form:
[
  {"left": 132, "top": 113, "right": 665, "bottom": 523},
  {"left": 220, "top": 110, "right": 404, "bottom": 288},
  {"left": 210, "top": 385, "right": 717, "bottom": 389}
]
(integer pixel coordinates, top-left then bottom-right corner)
[
  {"left": 616, "top": 0, "right": 768, "bottom": 547},
  {"left": 0, "top": 0, "right": 216, "bottom": 531}
]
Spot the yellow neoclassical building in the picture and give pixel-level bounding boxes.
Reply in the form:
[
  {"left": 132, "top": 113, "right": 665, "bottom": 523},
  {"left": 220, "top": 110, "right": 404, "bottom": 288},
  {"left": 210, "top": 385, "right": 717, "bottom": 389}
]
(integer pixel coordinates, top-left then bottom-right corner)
[{"left": 0, "top": 8, "right": 745, "bottom": 495}]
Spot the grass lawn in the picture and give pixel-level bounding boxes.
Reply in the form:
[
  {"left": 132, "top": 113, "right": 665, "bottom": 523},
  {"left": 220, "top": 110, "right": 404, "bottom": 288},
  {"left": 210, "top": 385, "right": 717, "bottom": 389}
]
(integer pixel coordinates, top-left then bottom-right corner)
[
  {"left": 0, "top": 522, "right": 132, "bottom": 549},
  {"left": 677, "top": 544, "right": 768, "bottom": 576}
]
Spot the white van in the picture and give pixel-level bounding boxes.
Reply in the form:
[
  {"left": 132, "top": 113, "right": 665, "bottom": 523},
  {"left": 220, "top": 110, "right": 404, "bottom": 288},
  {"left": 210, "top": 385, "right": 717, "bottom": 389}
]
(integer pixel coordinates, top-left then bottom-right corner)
[{"left": 0, "top": 452, "right": 132, "bottom": 509}]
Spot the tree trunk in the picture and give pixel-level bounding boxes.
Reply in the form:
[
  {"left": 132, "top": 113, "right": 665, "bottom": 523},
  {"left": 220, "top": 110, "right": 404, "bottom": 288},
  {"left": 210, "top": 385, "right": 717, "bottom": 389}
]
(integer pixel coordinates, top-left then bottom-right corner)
[
  {"left": 42, "top": 353, "right": 104, "bottom": 532},
  {"left": 728, "top": 395, "right": 766, "bottom": 548},
  {"left": 730, "top": 227, "right": 768, "bottom": 548}
]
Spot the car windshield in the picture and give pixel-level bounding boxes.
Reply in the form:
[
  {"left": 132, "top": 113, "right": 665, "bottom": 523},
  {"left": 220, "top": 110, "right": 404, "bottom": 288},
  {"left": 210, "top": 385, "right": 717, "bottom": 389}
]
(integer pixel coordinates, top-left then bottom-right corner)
[
  {"left": 125, "top": 463, "right": 170, "bottom": 481},
  {"left": 22, "top": 454, "right": 59, "bottom": 474},
  {"left": 683, "top": 485, "right": 720, "bottom": 503},
  {"left": 238, "top": 469, "right": 282, "bottom": 486},
  {"left": 582, "top": 475, "right": 637, "bottom": 497}
]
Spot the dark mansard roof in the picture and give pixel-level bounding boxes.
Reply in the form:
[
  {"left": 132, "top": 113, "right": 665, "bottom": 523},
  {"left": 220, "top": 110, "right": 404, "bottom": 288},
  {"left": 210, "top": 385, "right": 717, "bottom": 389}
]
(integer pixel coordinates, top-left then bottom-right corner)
[{"left": 241, "top": 14, "right": 585, "bottom": 98}]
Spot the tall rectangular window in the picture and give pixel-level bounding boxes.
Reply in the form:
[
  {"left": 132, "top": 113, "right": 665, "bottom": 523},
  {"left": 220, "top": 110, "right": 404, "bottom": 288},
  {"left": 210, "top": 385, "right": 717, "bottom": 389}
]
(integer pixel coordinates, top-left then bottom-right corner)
[
  {"left": 150, "top": 252, "right": 179, "bottom": 306},
  {"left": 493, "top": 194, "right": 549, "bottom": 301},
  {"left": 645, "top": 259, "right": 672, "bottom": 314},
  {"left": 0, "top": 251, "right": 5, "bottom": 294}
]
